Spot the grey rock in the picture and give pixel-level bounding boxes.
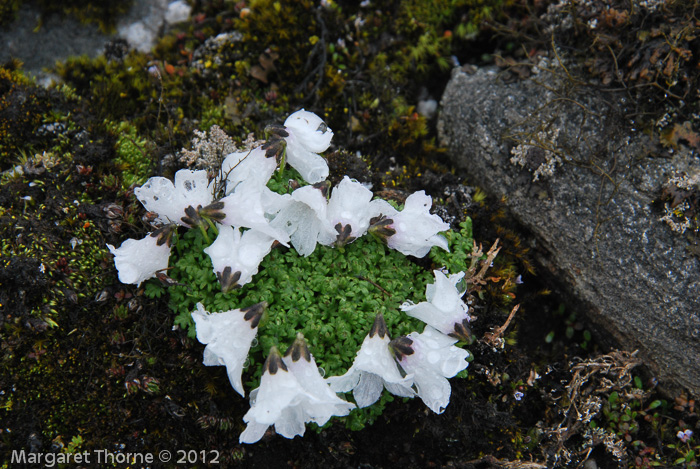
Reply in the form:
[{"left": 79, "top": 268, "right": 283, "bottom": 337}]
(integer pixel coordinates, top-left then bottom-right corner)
[
  {"left": 0, "top": 0, "right": 187, "bottom": 84},
  {"left": 438, "top": 66, "right": 700, "bottom": 395},
  {"left": 0, "top": 3, "right": 108, "bottom": 84}
]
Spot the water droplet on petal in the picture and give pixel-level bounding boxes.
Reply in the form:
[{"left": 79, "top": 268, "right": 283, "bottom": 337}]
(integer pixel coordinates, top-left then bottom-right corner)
[{"left": 427, "top": 351, "right": 441, "bottom": 364}]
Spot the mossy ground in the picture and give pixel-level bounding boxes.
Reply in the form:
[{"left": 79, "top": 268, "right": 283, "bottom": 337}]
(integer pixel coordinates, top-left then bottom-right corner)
[
  {"left": 0, "top": 0, "right": 133, "bottom": 32},
  {"left": 1, "top": 0, "right": 699, "bottom": 467}
]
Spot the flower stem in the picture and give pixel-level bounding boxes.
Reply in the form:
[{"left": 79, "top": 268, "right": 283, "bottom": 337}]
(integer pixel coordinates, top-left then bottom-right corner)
[
  {"left": 198, "top": 224, "right": 211, "bottom": 244},
  {"left": 205, "top": 217, "right": 219, "bottom": 237}
]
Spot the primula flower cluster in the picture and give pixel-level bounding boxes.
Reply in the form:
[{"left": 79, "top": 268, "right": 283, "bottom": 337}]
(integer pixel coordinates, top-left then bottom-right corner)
[
  {"left": 328, "top": 278, "right": 472, "bottom": 415},
  {"left": 109, "top": 109, "right": 449, "bottom": 290},
  {"left": 108, "top": 110, "right": 474, "bottom": 443}
]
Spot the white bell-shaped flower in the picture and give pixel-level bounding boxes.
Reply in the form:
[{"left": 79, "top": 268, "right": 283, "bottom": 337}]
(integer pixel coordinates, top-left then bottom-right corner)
[
  {"left": 107, "top": 227, "right": 173, "bottom": 286},
  {"left": 221, "top": 146, "right": 278, "bottom": 195},
  {"left": 192, "top": 302, "right": 265, "bottom": 397},
  {"left": 270, "top": 183, "right": 333, "bottom": 256},
  {"left": 326, "top": 314, "right": 414, "bottom": 408},
  {"left": 319, "top": 176, "right": 387, "bottom": 247},
  {"left": 239, "top": 348, "right": 305, "bottom": 443},
  {"left": 218, "top": 180, "right": 290, "bottom": 243},
  {"left": 134, "top": 169, "right": 214, "bottom": 226},
  {"left": 241, "top": 343, "right": 352, "bottom": 444},
  {"left": 370, "top": 191, "right": 449, "bottom": 257},
  {"left": 391, "top": 326, "right": 469, "bottom": 414},
  {"left": 400, "top": 270, "right": 472, "bottom": 342},
  {"left": 283, "top": 334, "right": 355, "bottom": 426},
  {"left": 285, "top": 110, "right": 333, "bottom": 153},
  {"left": 203, "top": 225, "right": 276, "bottom": 292},
  {"left": 283, "top": 109, "right": 333, "bottom": 184}
]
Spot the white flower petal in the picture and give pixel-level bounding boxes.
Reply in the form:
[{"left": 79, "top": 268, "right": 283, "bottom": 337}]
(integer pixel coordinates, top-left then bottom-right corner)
[
  {"left": 261, "top": 188, "right": 290, "bottom": 217},
  {"left": 239, "top": 421, "right": 269, "bottom": 444},
  {"left": 283, "top": 110, "right": 333, "bottom": 184},
  {"left": 135, "top": 169, "right": 213, "bottom": 226},
  {"left": 204, "top": 225, "right": 275, "bottom": 288},
  {"left": 352, "top": 334, "right": 408, "bottom": 385},
  {"left": 271, "top": 185, "right": 331, "bottom": 256},
  {"left": 411, "top": 367, "right": 452, "bottom": 414},
  {"left": 292, "top": 184, "right": 329, "bottom": 212},
  {"left": 426, "top": 234, "right": 449, "bottom": 252},
  {"left": 271, "top": 202, "right": 317, "bottom": 255},
  {"left": 399, "top": 326, "right": 470, "bottom": 414},
  {"left": 401, "top": 271, "right": 471, "bottom": 339},
  {"left": 324, "top": 367, "right": 360, "bottom": 393},
  {"left": 202, "top": 347, "right": 221, "bottom": 366},
  {"left": 285, "top": 141, "right": 329, "bottom": 184},
  {"left": 367, "top": 198, "right": 397, "bottom": 220},
  {"left": 352, "top": 372, "right": 385, "bottom": 408},
  {"left": 174, "top": 169, "right": 213, "bottom": 206},
  {"left": 401, "top": 302, "right": 454, "bottom": 336},
  {"left": 240, "top": 350, "right": 307, "bottom": 443},
  {"left": 284, "top": 109, "right": 333, "bottom": 153},
  {"left": 274, "top": 407, "right": 308, "bottom": 439},
  {"left": 384, "top": 380, "right": 418, "bottom": 399},
  {"left": 107, "top": 234, "right": 171, "bottom": 286},
  {"left": 321, "top": 176, "right": 376, "bottom": 245},
  {"left": 283, "top": 348, "right": 355, "bottom": 425},
  {"left": 245, "top": 370, "right": 305, "bottom": 425},
  {"left": 221, "top": 147, "right": 277, "bottom": 194},
  {"left": 385, "top": 191, "right": 450, "bottom": 257},
  {"left": 134, "top": 177, "right": 180, "bottom": 223},
  {"left": 219, "top": 181, "right": 290, "bottom": 243},
  {"left": 327, "top": 316, "right": 414, "bottom": 408},
  {"left": 192, "top": 303, "right": 262, "bottom": 397},
  {"left": 428, "top": 270, "right": 465, "bottom": 312},
  {"left": 241, "top": 339, "right": 355, "bottom": 444}
]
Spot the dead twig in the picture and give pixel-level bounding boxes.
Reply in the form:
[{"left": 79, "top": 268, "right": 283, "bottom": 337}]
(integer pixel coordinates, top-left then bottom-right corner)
[
  {"left": 355, "top": 275, "right": 390, "bottom": 297},
  {"left": 482, "top": 304, "right": 520, "bottom": 349},
  {"left": 466, "top": 239, "right": 501, "bottom": 294}
]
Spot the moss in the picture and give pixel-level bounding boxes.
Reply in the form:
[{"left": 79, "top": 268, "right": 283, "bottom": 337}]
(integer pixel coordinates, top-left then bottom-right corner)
[
  {"left": 234, "top": 0, "right": 320, "bottom": 93},
  {"left": 56, "top": 54, "right": 159, "bottom": 125},
  {"left": 0, "top": 64, "right": 47, "bottom": 166},
  {"left": 0, "top": 0, "right": 133, "bottom": 31},
  {"left": 317, "top": 0, "right": 510, "bottom": 153},
  {"left": 36, "top": 0, "right": 134, "bottom": 33},
  {"left": 199, "top": 96, "right": 227, "bottom": 132},
  {"left": 0, "top": 160, "right": 108, "bottom": 327},
  {"left": 0, "top": 67, "right": 216, "bottom": 456},
  {"left": 49, "top": 0, "right": 511, "bottom": 181},
  {"left": 108, "top": 120, "right": 153, "bottom": 191},
  {"left": 0, "top": 0, "right": 21, "bottom": 26}
]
